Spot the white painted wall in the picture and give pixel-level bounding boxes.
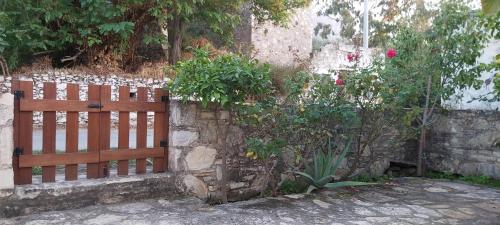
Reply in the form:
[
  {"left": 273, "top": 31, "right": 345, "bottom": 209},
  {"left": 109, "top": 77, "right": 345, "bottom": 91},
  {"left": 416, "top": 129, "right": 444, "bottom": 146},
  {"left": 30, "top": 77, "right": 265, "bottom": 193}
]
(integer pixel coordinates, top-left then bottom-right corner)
[
  {"left": 251, "top": 6, "right": 313, "bottom": 66},
  {"left": 444, "top": 40, "right": 500, "bottom": 111}
]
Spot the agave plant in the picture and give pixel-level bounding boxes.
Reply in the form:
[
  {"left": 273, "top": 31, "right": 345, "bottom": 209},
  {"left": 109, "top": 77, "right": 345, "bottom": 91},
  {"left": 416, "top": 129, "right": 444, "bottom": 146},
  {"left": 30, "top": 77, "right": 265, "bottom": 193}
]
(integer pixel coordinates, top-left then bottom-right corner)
[{"left": 295, "top": 139, "right": 376, "bottom": 194}]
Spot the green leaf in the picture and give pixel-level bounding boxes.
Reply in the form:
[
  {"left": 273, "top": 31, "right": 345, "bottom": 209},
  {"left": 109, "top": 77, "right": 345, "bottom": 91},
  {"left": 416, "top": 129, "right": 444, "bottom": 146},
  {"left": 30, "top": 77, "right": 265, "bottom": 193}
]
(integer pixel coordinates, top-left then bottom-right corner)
[
  {"left": 306, "top": 185, "right": 317, "bottom": 194},
  {"left": 323, "top": 181, "right": 377, "bottom": 189}
]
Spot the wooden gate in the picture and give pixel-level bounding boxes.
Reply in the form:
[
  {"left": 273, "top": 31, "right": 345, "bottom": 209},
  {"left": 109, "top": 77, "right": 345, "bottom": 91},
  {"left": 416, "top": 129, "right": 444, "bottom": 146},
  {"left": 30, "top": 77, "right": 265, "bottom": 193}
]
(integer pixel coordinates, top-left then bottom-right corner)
[{"left": 12, "top": 80, "right": 169, "bottom": 185}]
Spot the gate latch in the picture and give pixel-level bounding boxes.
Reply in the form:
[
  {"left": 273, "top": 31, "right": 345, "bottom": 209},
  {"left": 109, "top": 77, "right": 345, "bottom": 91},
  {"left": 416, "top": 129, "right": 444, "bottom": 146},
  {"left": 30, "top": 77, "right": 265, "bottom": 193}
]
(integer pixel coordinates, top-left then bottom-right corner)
[
  {"left": 160, "top": 140, "right": 168, "bottom": 147},
  {"left": 88, "top": 103, "right": 103, "bottom": 109},
  {"left": 14, "top": 90, "right": 24, "bottom": 100},
  {"left": 13, "top": 147, "right": 23, "bottom": 156}
]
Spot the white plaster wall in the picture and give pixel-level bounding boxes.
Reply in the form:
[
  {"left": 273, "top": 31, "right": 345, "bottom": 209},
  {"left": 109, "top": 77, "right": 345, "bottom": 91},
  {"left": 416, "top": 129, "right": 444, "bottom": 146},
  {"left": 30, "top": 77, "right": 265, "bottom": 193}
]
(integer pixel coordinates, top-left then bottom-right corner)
[
  {"left": 0, "top": 92, "right": 14, "bottom": 190},
  {"left": 251, "top": 6, "right": 313, "bottom": 66},
  {"left": 311, "top": 42, "right": 375, "bottom": 75},
  {"left": 444, "top": 40, "right": 500, "bottom": 111}
]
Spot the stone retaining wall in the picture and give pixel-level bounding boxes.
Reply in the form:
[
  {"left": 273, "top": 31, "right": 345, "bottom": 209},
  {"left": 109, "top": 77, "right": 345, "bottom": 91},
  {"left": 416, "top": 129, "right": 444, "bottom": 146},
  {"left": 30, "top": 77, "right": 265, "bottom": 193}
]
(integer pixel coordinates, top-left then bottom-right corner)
[
  {"left": 0, "top": 92, "right": 14, "bottom": 191},
  {"left": 168, "top": 100, "right": 264, "bottom": 202},
  {"left": 428, "top": 110, "right": 500, "bottom": 178},
  {"left": 0, "top": 71, "right": 168, "bottom": 128}
]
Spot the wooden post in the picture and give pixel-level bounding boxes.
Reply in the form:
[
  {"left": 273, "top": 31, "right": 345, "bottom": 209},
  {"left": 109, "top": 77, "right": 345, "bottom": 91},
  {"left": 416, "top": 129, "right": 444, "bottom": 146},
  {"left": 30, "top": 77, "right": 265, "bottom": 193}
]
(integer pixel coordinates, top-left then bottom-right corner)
[
  {"left": 17, "top": 81, "right": 33, "bottom": 184},
  {"left": 153, "top": 88, "right": 167, "bottom": 172}
]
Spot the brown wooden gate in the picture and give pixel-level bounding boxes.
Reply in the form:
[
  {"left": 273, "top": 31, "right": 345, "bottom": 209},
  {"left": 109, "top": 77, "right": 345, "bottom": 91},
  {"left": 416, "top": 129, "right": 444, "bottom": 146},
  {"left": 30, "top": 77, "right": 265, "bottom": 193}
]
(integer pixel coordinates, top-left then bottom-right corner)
[{"left": 12, "top": 80, "right": 169, "bottom": 185}]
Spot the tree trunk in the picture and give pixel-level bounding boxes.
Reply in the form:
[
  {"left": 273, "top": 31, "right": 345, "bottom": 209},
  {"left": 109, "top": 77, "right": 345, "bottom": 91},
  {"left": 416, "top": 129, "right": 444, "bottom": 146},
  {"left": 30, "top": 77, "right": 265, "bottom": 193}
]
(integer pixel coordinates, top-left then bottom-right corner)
[
  {"left": 167, "top": 13, "right": 183, "bottom": 65},
  {"left": 417, "top": 73, "right": 433, "bottom": 176},
  {"left": 417, "top": 127, "right": 427, "bottom": 176}
]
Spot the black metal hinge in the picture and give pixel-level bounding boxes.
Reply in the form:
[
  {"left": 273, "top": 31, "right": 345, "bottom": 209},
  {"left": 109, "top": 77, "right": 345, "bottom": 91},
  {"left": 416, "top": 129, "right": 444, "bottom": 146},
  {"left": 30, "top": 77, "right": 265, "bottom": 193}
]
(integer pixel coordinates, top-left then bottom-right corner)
[
  {"left": 14, "top": 147, "right": 23, "bottom": 156},
  {"left": 161, "top": 95, "right": 169, "bottom": 102},
  {"left": 14, "top": 90, "right": 24, "bottom": 100},
  {"left": 160, "top": 140, "right": 168, "bottom": 147}
]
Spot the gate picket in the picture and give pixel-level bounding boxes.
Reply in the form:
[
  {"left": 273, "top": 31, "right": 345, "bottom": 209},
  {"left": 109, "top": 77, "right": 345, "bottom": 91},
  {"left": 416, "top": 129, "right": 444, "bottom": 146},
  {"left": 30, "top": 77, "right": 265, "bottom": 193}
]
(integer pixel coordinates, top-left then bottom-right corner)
[
  {"left": 135, "top": 87, "right": 148, "bottom": 174},
  {"left": 65, "top": 84, "right": 79, "bottom": 180},
  {"left": 99, "top": 85, "right": 111, "bottom": 177},
  {"left": 42, "top": 83, "right": 56, "bottom": 182},
  {"left": 87, "top": 85, "right": 100, "bottom": 179},
  {"left": 118, "top": 86, "right": 130, "bottom": 176}
]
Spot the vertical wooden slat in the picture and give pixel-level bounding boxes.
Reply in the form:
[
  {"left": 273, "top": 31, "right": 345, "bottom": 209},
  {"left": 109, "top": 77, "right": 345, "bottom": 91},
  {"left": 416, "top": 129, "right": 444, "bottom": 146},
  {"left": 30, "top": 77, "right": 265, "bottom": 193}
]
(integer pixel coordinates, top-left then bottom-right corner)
[
  {"left": 66, "top": 84, "right": 79, "bottom": 180},
  {"left": 118, "top": 86, "right": 130, "bottom": 176},
  {"left": 18, "top": 81, "right": 33, "bottom": 184},
  {"left": 99, "top": 85, "right": 111, "bottom": 177},
  {"left": 153, "top": 88, "right": 167, "bottom": 173},
  {"left": 87, "top": 85, "right": 100, "bottom": 179},
  {"left": 136, "top": 87, "right": 147, "bottom": 174},
  {"left": 42, "top": 83, "right": 56, "bottom": 182},
  {"left": 164, "top": 89, "right": 170, "bottom": 171},
  {"left": 12, "top": 80, "right": 20, "bottom": 185}
]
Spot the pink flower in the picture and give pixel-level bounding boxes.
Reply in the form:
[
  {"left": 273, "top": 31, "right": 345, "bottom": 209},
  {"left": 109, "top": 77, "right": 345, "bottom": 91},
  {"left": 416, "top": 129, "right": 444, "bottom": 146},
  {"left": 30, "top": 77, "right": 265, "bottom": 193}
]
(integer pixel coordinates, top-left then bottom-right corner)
[
  {"left": 386, "top": 48, "right": 397, "bottom": 58},
  {"left": 347, "top": 53, "right": 355, "bottom": 62},
  {"left": 347, "top": 52, "right": 361, "bottom": 62},
  {"left": 336, "top": 79, "right": 344, "bottom": 86}
]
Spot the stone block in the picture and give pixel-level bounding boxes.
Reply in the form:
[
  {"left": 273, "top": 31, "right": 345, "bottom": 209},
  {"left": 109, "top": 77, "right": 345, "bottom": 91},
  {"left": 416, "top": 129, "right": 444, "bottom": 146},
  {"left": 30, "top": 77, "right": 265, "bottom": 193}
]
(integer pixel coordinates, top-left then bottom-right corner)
[
  {"left": 185, "top": 146, "right": 217, "bottom": 171},
  {"left": 181, "top": 175, "right": 208, "bottom": 200},
  {"left": 171, "top": 130, "right": 199, "bottom": 147},
  {"left": 229, "top": 182, "right": 247, "bottom": 190},
  {"left": 168, "top": 148, "right": 184, "bottom": 171},
  {"left": 0, "top": 93, "right": 13, "bottom": 125},
  {"left": 0, "top": 125, "right": 13, "bottom": 171},
  {"left": 170, "top": 101, "right": 197, "bottom": 127},
  {"left": 200, "top": 112, "right": 216, "bottom": 120},
  {"left": 0, "top": 169, "right": 13, "bottom": 190},
  {"left": 200, "top": 121, "right": 218, "bottom": 144},
  {"left": 218, "top": 111, "right": 230, "bottom": 120}
]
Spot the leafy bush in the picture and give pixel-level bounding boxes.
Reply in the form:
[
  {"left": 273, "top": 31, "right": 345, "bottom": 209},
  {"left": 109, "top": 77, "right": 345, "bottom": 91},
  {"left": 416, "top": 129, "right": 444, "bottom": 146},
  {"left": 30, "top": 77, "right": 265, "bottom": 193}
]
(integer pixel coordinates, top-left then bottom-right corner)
[{"left": 169, "top": 48, "right": 272, "bottom": 108}]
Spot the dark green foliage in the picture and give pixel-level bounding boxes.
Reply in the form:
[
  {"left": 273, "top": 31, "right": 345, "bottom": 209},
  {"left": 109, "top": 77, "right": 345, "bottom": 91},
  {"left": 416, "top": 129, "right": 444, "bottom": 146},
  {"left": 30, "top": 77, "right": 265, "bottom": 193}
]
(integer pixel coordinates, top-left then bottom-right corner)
[
  {"left": 426, "top": 171, "right": 500, "bottom": 189},
  {"left": 0, "top": 0, "right": 143, "bottom": 69},
  {"left": 279, "top": 179, "right": 307, "bottom": 194},
  {"left": 32, "top": 167, "right": 42, "bottom": 176}
]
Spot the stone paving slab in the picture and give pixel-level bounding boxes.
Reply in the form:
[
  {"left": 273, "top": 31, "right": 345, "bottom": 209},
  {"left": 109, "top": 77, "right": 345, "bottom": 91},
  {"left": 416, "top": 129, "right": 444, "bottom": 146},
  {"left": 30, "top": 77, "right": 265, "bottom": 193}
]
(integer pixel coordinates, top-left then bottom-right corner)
[{"left": 1, "top": 177, "right": 500, "bottom": 225}]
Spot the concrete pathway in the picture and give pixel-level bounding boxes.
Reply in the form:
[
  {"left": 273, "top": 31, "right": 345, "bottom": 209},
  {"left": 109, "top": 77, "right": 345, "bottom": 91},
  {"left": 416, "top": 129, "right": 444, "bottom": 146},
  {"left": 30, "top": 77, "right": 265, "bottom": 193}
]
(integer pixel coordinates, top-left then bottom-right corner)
[{"left": 2, "top": 177, "right": 500, "bottom": 225}]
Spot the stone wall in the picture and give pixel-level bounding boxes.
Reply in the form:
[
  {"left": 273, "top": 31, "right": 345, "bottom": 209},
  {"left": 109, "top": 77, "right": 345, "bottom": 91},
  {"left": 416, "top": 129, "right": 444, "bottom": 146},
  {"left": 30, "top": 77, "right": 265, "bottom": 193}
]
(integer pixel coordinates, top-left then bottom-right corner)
[
  {"left": 0, "top": 92, "right": 14, "bottom": 192},
  {"left": 169, "top": 100, "right": 265, "bottom": 202},
  {"left": 0, "top": 71, "right": 168, "bottom": 128},
  {"left": 428, "top": 110, "right": 500, "bottom": 178},
  {"left": 236, "top": 6, "right": 313, "bottom": 67}
]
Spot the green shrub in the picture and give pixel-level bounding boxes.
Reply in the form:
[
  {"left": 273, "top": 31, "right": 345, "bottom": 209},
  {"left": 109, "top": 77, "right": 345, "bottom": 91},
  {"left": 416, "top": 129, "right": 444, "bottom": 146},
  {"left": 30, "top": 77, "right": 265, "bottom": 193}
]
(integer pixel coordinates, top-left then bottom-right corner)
[{"left": 169, "top": 48, "right": 272, "bottom": 108}]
